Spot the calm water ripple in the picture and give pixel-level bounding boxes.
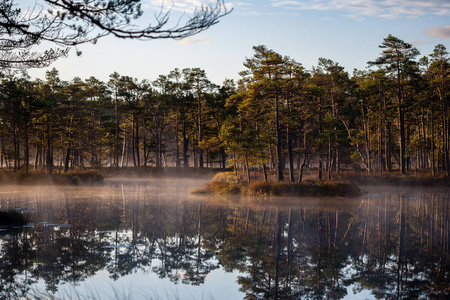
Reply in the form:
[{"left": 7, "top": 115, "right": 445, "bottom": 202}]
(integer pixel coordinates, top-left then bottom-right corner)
[{"left": 0, "top": 180, "right": 449, "bottom": 300}]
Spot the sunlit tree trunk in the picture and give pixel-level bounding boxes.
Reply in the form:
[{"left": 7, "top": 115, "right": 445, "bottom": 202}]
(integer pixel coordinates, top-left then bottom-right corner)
[
  {"left": 115, "top": 87, "right": 119, "bottom": 168},
  {"left": 275, "top": 92, "right": 283, "bottom": 181},
  {"left": 24, "top": 121, "right": 29, "bottom": 173},
  {"left": 183, "top": 120, "right": 189, "bottom": 168},
  {"left": 287, "top": 124, "right": 294, "bottom": 182}
]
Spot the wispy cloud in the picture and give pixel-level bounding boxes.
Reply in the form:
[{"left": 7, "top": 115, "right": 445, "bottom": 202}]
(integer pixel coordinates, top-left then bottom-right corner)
[
  {"left": 146, "top": 1, "right": 266, "bottom": 17},
  {"left": 223, "top": 1, "right": 264, "bottom": 16},
  {"left": 177, "top": 35, "right": 212, "bottom": 45},
  {"left": 427, "top": 25, "right": 450, "bottom": 38},
  {"left": 148, "top": 0, "right": 236, "bottom": 13},
  {"left": 270, "top": 0, "right": 450, "bottom": 18}
]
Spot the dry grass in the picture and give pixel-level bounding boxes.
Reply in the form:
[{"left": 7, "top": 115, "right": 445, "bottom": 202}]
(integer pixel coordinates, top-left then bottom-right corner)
[
  {"left": 245, "top": 180, "right": 361, "bottom": 197},
  {"left": 190, "top": 180, "right": 241, "bottom": 195},
  {"left": 212, "top": 171, "right": 238, "bottom": 183},
  {"left": 192, "top": 172, "right": 361, "bottom": 197}
]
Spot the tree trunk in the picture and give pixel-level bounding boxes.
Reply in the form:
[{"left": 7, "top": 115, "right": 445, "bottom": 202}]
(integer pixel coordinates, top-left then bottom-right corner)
[
  {"left": 379, "top": 98, "right": 383, "bottom": 176},
  {"left": 221, "top": 147, "right": 226, "bottom": 169},
  {"left": 198, "top": 97, "right": 203, "bottom": 168},
  {"left": 115, "top": 89, "right": 119, "bottom": 168},
  {"left": 135, "top": 112, "right": 140, "bottom": 167},
  {"left": 25, "top": 121, "right": 29, "bottom": 173},
  {"left": 263, "top": 164, "right": 268, "bottom": 182},
  {"left": 246, "top": 158, "right": 251, "bottom": 183},
  {"left": 175, "top": 113, "right": 180, "bottom": 167},
  {"left": 328, "top": 137, "right": 332, "bottom": 180},
  {"left": 287, "top": 125, "right": 294, "bottom": 182},
  {"left": 121, "top": 129, "right": 126, "bottom": 167},
  {"left": 155, "top": 124, "right": 160, "bottom": 168},
  {"left": 275, "top": 92, "right": 283, "bottom": 181},
  {"left": 385, "top": 122, "right": 392, "bottom": 172},
  {"left": 46, "top": 123, "right": 53, "bottom": 174},
  {"left": 13, "top": 121, "right": 17, "bottom": 171},
  {"left": 183, "top": 120, "right": 189, "bottom": 168},
  {"left": 64, "top": 141, "right": 71, "bottom": 173},
  {"left": 132, "top": 114, "right": 137, "bottom": 167},
  {"left": 398, "top": 84, "right": 406, "bottom": 175}
]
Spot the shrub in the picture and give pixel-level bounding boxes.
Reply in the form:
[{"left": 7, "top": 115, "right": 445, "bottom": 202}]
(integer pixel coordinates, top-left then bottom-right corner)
[
  {"left": 212, "top": 172, "right": 240, "bottom": 183},
  {"left": 205, "top": 181, "right": 241, "bottom": 195}
]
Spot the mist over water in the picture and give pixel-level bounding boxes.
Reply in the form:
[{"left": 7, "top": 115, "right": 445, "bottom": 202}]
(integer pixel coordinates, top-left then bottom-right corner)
[{"left": 0, "top": 179, "right": 448, "bottom": 299}]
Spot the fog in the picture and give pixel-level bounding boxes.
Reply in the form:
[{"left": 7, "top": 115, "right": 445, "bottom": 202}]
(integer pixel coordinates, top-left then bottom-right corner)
[{"left": 0, "top": 176, "right": 448, "bottom": 300}]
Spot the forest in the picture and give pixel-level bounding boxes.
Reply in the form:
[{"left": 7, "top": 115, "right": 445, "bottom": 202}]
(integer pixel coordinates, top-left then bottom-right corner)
[{"left": 0, "top": 35, "right": 449, "bottom": 181}]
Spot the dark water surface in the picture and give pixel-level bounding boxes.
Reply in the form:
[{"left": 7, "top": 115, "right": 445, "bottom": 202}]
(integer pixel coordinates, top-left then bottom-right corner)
[{"left": 0, "top": 179, "right": 449, "bottom": 299}]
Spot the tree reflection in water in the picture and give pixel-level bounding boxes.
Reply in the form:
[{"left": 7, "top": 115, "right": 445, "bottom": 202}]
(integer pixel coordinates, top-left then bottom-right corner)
[{"left": 0, "top": 184, "right": 448, "bottom": 299}]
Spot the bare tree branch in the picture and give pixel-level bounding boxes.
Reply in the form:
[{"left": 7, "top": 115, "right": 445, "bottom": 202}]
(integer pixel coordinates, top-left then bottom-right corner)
[{"left": 0, "top": 0, "right": 231, "bottom": 68}]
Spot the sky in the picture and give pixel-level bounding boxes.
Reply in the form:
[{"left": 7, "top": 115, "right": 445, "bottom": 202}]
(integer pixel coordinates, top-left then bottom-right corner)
[{"left": 26, "top": 0, "right": 450, "bottom": 85}]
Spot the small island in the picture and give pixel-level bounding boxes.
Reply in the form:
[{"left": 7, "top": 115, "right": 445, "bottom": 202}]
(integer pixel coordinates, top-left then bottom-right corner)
[
  {"left": 191, "top": 171, "right": 361, "bottom": 197},
  {"left": 191, "top": 171, "right": 450, "bottom": 198}
]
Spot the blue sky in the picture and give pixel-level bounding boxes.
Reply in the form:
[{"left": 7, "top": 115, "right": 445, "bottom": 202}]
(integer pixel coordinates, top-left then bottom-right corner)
[{"left": 27, "top": 0, "right": 450, "bottom": 85}]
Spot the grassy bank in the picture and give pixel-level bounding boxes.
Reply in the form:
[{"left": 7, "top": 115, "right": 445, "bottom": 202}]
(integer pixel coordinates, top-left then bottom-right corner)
[
  {"left": 0, "top": 170, "right": 104, "bottom": 185},
  {"left": 191, "top": 172, "right": 362, "bottom": 197},
  {"left": 335, "top": 171, "right": 450, "bottom": 187},
  {"left": 101, "top": 166, "right": 226, "bottom": 179}
]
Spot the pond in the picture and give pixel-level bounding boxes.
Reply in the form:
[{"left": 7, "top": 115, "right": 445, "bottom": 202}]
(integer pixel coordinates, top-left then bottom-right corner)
[{"left": 0, "top": 178, "right": 449, "bottom": 299}]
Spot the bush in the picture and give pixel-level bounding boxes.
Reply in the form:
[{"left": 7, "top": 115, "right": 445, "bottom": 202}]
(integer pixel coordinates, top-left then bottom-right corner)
[
  {"left": 205, "top": 181, "right": 241, "bottom": 195},
  {"left": 212, "top": 172, "right": 240, "bottom": 183}
]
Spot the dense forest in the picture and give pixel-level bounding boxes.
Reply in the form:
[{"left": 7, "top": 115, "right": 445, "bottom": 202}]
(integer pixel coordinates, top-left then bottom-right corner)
[{"left": 0, "top": 35, "right": 449, "bottom": 180}]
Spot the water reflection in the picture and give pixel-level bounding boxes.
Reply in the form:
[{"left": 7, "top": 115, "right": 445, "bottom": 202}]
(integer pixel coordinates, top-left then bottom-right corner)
[{"left": 0, "top": 183, "right": 449, "bottom": 299}]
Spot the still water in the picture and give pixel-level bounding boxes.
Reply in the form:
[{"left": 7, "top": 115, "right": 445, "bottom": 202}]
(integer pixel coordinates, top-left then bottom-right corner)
[{"left": 0, "top": 178, "right": 449, "bottom": 300}]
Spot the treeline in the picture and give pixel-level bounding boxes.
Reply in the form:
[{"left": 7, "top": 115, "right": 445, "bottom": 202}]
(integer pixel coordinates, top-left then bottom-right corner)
[{"left": 0, "top": 35, "right": 449, "bottom": 180}]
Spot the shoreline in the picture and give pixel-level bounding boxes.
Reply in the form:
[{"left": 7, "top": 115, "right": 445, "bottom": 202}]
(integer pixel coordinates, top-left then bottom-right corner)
[{"left": 0, "top": 168, "right": 448, "bottom": 190}]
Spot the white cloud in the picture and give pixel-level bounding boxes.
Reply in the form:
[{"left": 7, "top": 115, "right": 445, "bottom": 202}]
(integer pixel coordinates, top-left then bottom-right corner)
[
  {"left": 177, "top": 35, "right": 212, "bottom": 45},
  {"left": 427, "top": 25, "right": 450, "bottom": 38},
  {"left": 270, "top": 0, "right": 450, "bottom": 18},
  {"left": 148, "top": 0, "right": 233, "bottom": 13}
]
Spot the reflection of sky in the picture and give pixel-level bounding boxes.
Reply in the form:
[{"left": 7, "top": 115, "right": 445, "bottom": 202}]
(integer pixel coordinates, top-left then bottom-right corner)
[
  {"left": 31, "top": 267, "right": 244, "bottom": 300},
  {"left": 342, "top": 261, "right": 375, "bottom": 300},
  {"left": 343, "top": 288, "right": 374, "bottom": 300},
  {"left": 2, "top": 183, "right": 448, "bottom": 300}
]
